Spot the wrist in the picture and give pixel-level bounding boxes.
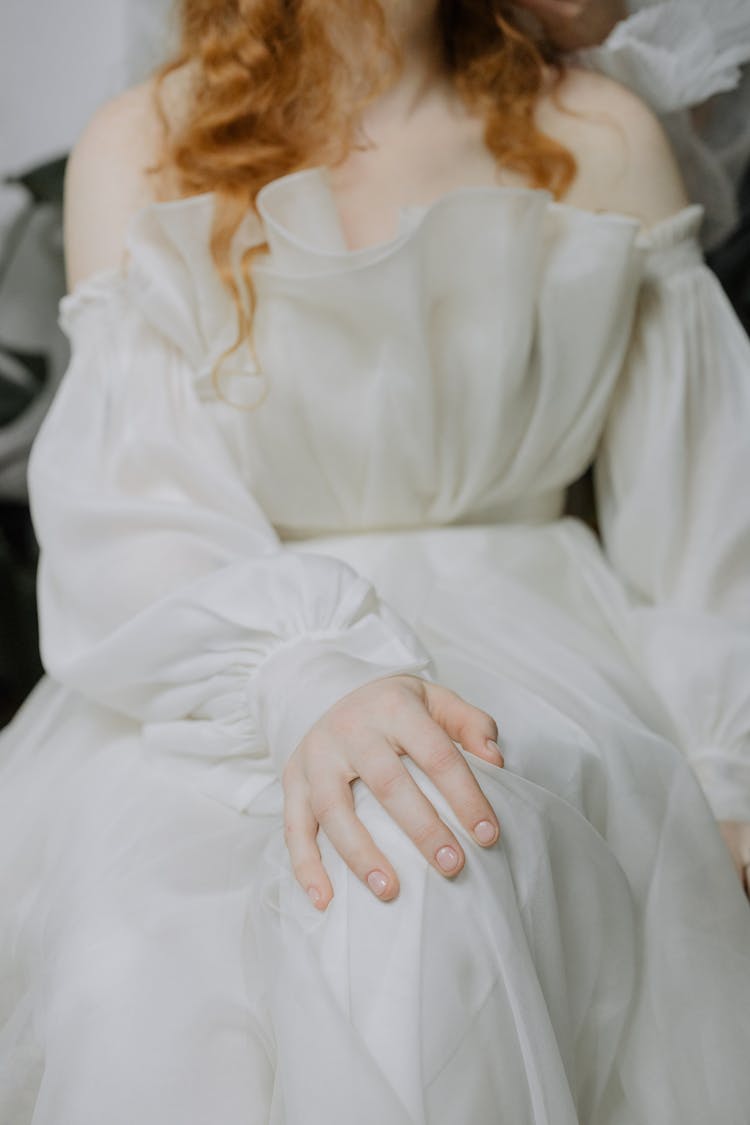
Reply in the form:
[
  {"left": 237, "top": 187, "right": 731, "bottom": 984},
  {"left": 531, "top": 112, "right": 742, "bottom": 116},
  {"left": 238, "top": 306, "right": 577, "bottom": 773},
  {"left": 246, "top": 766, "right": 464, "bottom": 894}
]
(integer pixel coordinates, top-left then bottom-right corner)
[{"left": 249, "top": 628, "right": 435, "bottom": 778}]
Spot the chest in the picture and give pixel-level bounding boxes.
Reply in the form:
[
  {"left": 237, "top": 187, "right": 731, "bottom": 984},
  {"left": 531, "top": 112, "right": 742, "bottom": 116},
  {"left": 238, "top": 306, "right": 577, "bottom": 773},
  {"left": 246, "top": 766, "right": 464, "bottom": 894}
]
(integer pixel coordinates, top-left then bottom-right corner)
[
  {"left": 325, "top": 106, "right": 528, "bottom": 252},
  {"left": 205, "top": 186, "right": 643, "bottom": 537}
]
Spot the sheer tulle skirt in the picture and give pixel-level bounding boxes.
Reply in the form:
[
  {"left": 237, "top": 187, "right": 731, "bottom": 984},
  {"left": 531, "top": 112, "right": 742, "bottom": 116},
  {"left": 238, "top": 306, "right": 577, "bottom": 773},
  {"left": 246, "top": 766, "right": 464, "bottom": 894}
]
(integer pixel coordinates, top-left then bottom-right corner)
[{"left": 2, "top": 520, "right": 750, "bottom": 1124}]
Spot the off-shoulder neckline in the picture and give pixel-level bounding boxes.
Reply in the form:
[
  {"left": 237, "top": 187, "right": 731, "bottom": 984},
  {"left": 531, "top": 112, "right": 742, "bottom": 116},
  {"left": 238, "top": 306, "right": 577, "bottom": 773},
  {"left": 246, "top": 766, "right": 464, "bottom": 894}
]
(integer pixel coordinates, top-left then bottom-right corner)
[
  {"left": 254, "top": 164, "right": 642, "bottom": 253},
  {"left": 62, "top": 164, "right": 705, "bottom": 307}
]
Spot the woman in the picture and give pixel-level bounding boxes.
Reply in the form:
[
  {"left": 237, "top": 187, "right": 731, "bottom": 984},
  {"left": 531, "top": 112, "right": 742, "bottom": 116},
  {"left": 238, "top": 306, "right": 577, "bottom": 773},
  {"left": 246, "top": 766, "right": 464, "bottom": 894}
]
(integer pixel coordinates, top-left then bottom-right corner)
[
  {"left": 121, "top": 0, "right": 750, "bottom": 247},
  {"left": 1, "top": 1, "right": 749, "bottom": 1121}
]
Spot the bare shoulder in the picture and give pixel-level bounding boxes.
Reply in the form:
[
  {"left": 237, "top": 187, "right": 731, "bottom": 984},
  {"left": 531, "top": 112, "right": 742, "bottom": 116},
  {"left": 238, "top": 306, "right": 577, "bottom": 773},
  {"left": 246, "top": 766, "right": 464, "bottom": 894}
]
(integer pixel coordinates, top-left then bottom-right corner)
[
  {"left": 63, "top": 65, "right": 193, "bottom": 291},
  {"left": 537, "top": 66, "right": 690, "bottom": 226}
]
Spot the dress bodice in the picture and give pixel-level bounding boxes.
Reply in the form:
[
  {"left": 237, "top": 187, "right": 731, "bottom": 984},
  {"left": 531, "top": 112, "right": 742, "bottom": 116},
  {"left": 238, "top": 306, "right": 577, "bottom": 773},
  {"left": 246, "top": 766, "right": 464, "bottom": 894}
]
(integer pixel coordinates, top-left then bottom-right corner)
[
  {"left": 40, "top": 164, "right": 750, "bottom": 826},
  {"left": 116, "top": 166, "right": 699, "bottom": 540}
]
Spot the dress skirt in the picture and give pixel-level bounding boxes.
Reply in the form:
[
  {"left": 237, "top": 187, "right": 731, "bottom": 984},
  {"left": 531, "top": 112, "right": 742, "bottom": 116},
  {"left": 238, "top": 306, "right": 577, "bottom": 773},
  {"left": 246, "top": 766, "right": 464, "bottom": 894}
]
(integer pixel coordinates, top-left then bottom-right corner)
[{"left": 2, "top": 518, "right": 749, "bottom": 1125}]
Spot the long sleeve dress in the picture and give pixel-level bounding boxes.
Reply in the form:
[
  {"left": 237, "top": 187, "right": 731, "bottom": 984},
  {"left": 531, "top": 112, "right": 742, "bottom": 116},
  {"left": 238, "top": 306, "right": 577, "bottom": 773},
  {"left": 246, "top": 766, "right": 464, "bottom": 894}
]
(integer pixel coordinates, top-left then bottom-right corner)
[{"left": 0, "top": 165, "right": 749, "bottom": 1125}]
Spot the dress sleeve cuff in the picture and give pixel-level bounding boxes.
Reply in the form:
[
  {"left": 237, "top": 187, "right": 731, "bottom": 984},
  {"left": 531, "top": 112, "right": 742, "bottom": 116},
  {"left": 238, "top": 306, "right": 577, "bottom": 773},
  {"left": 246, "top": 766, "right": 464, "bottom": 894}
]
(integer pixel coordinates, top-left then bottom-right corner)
[{"left": 249, "top": 617, "right": 437, "bottom": 778}]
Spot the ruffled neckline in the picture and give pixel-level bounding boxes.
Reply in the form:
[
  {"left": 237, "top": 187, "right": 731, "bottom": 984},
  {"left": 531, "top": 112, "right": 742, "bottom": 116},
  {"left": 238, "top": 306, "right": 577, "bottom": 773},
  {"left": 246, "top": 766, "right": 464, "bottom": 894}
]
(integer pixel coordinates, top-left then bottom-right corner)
[
  {"left": 252, "top": 165, "right": 643, "bottom": 269},
  {"left": 59, "top": 164, "right": 705, "bottom": 391},
  {"left": 125, "top": 164, "right": 704, "bottom": 274},
  {"left": 61, "top": 164, "right": 705, "bottom": 312}
]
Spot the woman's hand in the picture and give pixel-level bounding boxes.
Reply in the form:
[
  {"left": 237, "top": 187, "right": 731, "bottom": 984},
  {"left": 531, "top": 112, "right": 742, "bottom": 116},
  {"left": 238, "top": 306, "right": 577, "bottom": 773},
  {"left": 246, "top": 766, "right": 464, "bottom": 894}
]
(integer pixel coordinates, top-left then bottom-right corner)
[
  {"left": 717, "top": 820, "right": 750, "bottom": 902},
  {"left": 512, "top": 0, "right": 626, "bottom": 52},
  {"left": 281, "top": 674, "right": 506, "bottom": 910}
]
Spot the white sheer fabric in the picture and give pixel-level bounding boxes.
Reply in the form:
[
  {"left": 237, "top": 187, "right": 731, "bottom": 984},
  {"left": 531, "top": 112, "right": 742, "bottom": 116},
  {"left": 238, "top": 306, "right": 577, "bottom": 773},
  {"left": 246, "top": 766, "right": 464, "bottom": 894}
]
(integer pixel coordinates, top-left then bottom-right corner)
[
  {"left": 577, "top": 0, "right": 750, "bottom": 247},
  {"left": 1, "top": 169, "right": 749, "bottom": 1122}
]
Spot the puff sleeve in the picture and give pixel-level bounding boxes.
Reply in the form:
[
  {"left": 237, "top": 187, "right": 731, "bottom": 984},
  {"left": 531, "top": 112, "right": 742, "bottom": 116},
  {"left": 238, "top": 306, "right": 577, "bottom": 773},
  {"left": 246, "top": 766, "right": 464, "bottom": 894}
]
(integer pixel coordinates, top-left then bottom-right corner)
[
  {"left": 593, "top": 205, "right": 750, "bottom": 824},
  {"left": 27, "top": 268, "right": 435, "bottom": 813}
]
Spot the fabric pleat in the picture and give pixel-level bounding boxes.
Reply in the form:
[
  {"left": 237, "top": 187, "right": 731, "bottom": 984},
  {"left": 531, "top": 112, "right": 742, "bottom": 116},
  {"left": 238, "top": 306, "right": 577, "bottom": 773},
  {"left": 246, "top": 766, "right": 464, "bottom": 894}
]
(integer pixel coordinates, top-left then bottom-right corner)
[{"left": 1, "top": 170, "right": 749, "bottom": 1123}]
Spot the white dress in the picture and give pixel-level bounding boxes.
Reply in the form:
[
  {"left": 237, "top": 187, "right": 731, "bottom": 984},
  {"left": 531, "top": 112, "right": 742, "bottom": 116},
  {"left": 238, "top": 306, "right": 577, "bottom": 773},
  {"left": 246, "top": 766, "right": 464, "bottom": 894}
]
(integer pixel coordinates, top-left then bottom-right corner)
[{"left": 1, "top": 166, "right": 749, "bottom": 1125}]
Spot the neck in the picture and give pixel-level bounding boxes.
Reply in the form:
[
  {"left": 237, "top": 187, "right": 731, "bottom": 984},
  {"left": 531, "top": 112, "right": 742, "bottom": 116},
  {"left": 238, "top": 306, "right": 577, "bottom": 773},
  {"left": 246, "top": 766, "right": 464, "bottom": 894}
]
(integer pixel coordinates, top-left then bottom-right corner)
[{"left": 357, "top": 0, "right": 449, "bottom": 135}]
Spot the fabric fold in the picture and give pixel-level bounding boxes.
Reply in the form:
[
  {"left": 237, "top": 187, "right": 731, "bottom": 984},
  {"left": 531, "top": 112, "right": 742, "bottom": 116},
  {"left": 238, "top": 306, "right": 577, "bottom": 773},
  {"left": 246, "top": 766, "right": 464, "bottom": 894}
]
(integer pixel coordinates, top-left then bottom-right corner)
[
  {"left": 31, "top": 283, "right": 435, "bottom": 810},
  {"left": 44, "top": 173, "right": 750, "bottom": 823},
  {"left": 4, "top": 160, "right": 750, "bottom": 1125},
  {"left": 594, "top": 208, "right": 750, "bottom": 822}
]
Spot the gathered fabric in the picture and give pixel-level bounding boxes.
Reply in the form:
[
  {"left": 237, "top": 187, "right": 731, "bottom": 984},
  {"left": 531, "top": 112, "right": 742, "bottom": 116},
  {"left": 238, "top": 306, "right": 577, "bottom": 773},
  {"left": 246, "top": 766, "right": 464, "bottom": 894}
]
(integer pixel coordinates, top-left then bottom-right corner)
[{"left": 1, "top": 167, "right": 749, "bottom": 1123}]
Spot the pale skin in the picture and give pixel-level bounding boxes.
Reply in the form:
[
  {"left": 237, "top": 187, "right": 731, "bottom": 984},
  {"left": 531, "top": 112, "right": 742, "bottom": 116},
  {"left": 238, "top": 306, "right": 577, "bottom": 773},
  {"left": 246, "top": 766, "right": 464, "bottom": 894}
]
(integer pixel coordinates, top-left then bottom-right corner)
[{"left": 64, "top": 0, "right": 750, "bottom": 908}]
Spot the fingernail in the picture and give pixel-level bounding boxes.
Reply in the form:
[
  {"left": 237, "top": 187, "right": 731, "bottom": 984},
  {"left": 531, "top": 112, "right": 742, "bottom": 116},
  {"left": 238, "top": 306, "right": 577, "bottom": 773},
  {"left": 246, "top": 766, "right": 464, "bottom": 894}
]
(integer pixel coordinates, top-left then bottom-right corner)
[
  {"left": 436, "top": 845, "right": 460, "bottom": 872},
  {"left": 486, "top": 738, "right": 504, "bottom": 765},
  {"left": 307, "top": 885, "right": 322, "bottom": 906},
  {"left": 474, "top": 819, "right": 498, "bottom": 845},
  {"left": 367, "top": 870, "right": 389, "bottom": 896}
]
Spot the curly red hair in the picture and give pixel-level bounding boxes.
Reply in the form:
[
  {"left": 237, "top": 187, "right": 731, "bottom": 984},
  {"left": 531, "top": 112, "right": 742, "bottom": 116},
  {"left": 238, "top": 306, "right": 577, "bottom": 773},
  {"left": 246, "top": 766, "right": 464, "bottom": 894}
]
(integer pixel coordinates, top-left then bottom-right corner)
[{"left": 149, "top": 0, "right": 574, "bottom": 401}]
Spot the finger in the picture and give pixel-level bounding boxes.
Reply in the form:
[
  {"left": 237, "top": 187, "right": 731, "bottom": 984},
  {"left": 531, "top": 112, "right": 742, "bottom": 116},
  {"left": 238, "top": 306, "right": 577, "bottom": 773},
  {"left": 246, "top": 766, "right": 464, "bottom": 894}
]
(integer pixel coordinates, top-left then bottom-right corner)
[
  {"left": 308, "top": 767, "right": 402, "bottom": 901},
  {"left": 282, "top": 767, "right": 334, "bottom": 911},
  {"left": 356, "top": 739, "right": 470, "bottom": 876},
  {"left": 423, "top": 681, "right": 504, "bottom": 767},
  {"left": 390, "top": 701, "right": 502, "bottom": 848}
]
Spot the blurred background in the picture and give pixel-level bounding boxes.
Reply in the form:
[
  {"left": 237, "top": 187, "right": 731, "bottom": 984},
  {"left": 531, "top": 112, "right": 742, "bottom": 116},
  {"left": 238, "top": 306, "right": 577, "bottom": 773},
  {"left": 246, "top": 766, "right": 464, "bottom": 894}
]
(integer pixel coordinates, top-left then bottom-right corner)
[{"left": 0, "top": 0, "right": 748, "bottom": 726}]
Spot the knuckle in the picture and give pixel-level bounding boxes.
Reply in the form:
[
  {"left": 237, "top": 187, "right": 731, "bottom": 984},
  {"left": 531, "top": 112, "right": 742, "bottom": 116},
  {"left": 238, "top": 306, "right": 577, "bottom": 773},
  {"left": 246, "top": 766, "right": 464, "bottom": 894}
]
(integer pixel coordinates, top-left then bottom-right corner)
[
  {"left": 457, "top": 704, "right": 497, "bottom": 741},
  {"left": 438, "top": 684, "right": 462, "bottom": 707},
  {"left": 304, "top": 754, "right": 340, "bottom": 790},
  {"left": 426, "top": 741, "right": 459, "bottom": 776},
  {"left": 326, "top": 705, "right": 360, "bottom": 739},
  {"left": 400, "top": 674, "right": 429, "bottom": 705},
  {"left": 379, "top": 679, "right": 413, "bottom": 714},
  {"left": 410, "top": 817, "right": 444, "bottom": 848},
  {"left": 370, "top": 763, "right": 407, "bottom": 800},
  {"left": 309, "top": 789, "right": 340, "bottom": 823},
  {"left": 452, "top": 717, "right": 474, "bottom": 746},
  {"left": 301, "top": 725, "right": 331, "bottom": 757}
]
